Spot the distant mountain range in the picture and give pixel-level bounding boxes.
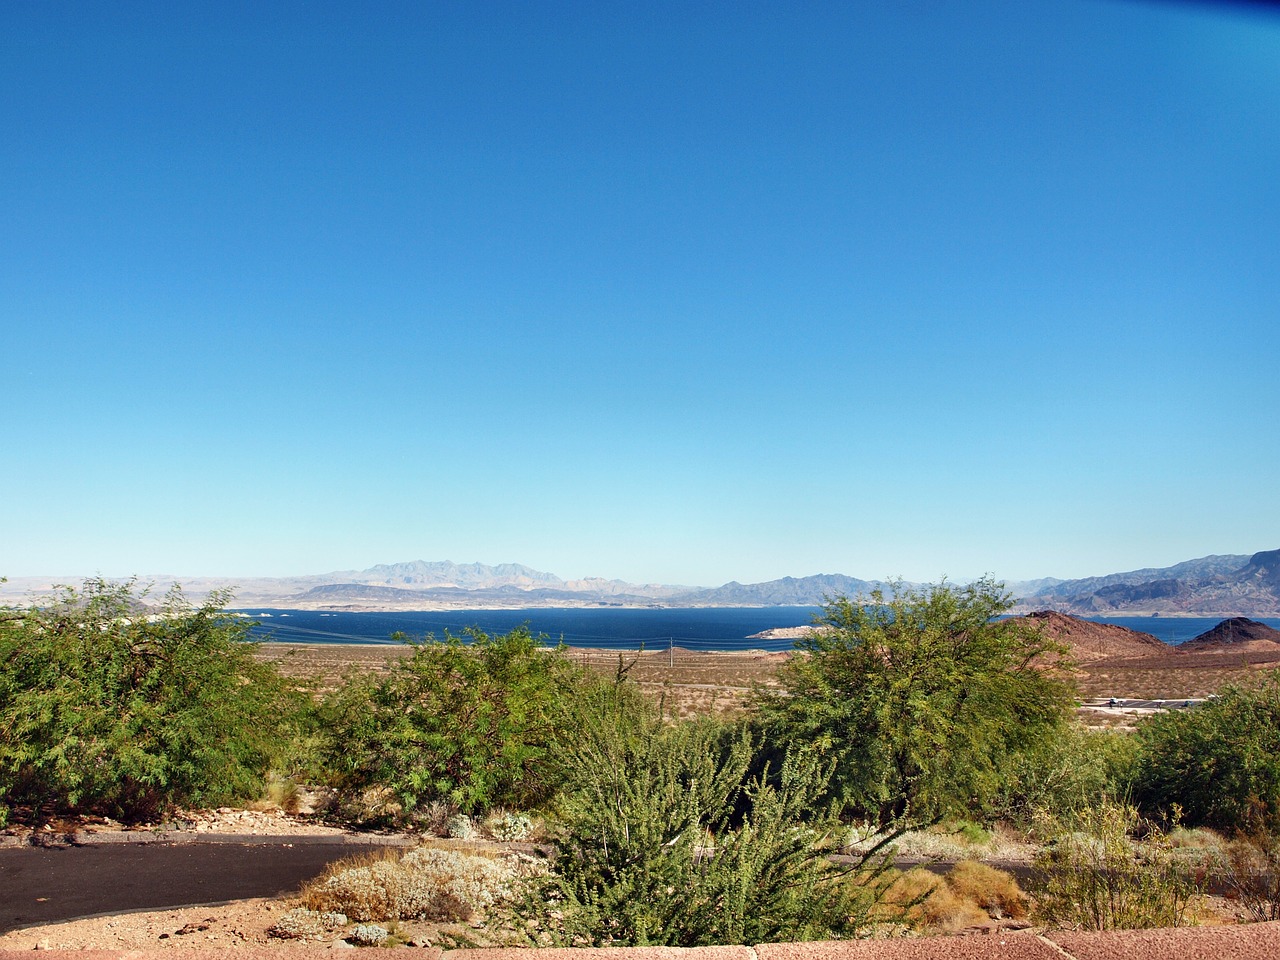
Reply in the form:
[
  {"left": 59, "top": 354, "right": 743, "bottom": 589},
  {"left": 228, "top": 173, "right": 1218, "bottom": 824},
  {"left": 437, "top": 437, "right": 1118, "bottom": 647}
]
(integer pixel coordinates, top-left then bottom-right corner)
[
  {"left": 249, "top": 563, "right": 897, "bottom": 610},
  {"left": 3, "top": 551, "right": 1277, "bottom": 615},
  {"left": 1008, "top": 550, "right": 1280, "bottom": 616}
]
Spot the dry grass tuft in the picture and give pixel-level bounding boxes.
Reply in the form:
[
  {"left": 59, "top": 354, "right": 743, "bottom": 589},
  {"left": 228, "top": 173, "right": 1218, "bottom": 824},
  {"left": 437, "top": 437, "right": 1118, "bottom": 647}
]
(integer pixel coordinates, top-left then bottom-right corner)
[
  {"left": 944, "top": 860, "right": 1029, "bottom": 920},
  {"left": 873, "top": 862, "right": 1030, "bottom": 934},
  {"left": 247, "top": 773, "right": 302, "bottom": 814},
  {"left": 298, "top": 845, "right": 527, "bottom": 923},
  {"left": 874, "top": 867, "right": 945, "bottom": 927},
  {"left": 844, "top": 821, "right": 1032, "bottom": 862},
  {"left": 921, "top": 881, "right": 992, "bottom": 934}
]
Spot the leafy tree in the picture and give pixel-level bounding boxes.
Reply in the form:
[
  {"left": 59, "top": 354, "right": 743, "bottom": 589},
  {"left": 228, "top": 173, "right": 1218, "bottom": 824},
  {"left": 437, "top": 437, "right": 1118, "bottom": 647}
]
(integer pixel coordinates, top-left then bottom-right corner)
[
  {"left": 0, "top": 578, "right": 297, "bottom": 824},
  {"left": 1133, "top": 672, "right": 1280, "bottom": 833},
  {"left": 754, "top": 578, "right": 1074, "bottom": 833},
  {"left": 321, "top": 626, "right": 583, "bottom": 818}
]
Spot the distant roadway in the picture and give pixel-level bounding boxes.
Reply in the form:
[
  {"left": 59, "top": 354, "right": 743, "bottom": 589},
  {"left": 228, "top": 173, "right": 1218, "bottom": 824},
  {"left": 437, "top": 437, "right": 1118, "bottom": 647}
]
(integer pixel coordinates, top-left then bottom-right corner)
[{"left": 1084, "top": 697, "right": 1207, "bottom": 711}]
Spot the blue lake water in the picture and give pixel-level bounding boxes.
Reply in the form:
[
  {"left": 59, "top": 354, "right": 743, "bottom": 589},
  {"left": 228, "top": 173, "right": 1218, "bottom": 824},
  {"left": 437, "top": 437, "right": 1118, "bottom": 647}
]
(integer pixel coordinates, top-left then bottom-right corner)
[{"left": 235, "top": 607, "right": 1280, "bottom": 652}]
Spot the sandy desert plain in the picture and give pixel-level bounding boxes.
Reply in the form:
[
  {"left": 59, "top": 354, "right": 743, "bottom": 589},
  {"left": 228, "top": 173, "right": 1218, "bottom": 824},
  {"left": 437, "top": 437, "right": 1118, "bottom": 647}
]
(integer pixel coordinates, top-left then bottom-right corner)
[{"left": 253, "top": 624, "right": 1280, "bottom": 722}]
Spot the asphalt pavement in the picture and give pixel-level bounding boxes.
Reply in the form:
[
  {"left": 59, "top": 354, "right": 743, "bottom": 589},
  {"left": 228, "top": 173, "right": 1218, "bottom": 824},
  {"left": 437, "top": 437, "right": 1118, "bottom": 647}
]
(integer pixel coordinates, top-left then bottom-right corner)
[{"left": 0, "top": 838, "right": 394, "bottom": 932}]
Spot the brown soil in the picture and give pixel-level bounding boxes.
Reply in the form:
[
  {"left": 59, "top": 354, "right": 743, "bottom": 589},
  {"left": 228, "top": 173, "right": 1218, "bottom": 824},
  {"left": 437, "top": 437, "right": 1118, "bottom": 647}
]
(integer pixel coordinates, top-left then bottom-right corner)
[
  {"left": 0, "top": 898, "right": 486, "bottom": 951},
  {"left": 1075, "top": 646, "right": 1280, "bottom": 700},
  {"left": 257, "top": 642, "right": 790, "bottom": 718},
  {"left": 257, "top": 634, "right": 1280, "bottom": 711},
  {"left": 0, "top": 899, "right": 299, "bottom": 951}
]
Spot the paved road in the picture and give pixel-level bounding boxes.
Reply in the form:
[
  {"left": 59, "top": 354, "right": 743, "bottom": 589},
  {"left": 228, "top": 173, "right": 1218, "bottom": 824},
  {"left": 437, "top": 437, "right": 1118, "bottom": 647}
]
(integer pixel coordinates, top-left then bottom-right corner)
[{"left": 0, "top": 839, "right": 393, "bottom": 933}]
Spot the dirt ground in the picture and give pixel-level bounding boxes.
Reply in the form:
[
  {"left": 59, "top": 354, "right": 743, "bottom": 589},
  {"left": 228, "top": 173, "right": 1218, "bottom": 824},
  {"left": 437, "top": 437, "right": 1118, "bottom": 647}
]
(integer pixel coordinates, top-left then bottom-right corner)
[
  {"left": 0, "top": 898, "right": 311, "bottom": 951},
  {"left": 258, "top": 642, "right": 790, "bottom": 717},
  {"left": 0, "top": 896, "right": 507, "bottom": 951}
]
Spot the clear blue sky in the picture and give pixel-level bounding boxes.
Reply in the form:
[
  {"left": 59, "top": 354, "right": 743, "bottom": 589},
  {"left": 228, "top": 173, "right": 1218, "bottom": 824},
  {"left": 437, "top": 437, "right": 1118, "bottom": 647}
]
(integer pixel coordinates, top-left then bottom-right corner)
[{"left": 3, "top": 0, "right": 1277, "bottom": 587}]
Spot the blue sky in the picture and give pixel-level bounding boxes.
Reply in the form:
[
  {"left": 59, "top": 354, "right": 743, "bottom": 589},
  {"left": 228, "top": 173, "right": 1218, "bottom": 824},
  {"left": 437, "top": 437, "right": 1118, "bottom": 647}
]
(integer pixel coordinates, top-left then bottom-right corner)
[{"left": 3, "top": 0, "right": 1277, "bottom": 587}]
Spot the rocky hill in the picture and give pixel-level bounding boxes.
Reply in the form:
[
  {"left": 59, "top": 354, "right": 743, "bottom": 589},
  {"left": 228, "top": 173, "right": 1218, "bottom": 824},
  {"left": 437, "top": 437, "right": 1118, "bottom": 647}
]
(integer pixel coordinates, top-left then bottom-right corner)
[
  {"left": 1011, "top": 610, "right": 1171, "bottom": 661},
  {"left": 1011, "top": 550, "right": 1280, "bottom": 616},
  {"left": 1180, "top": 616, "right": 1280, "bottom": 653}
]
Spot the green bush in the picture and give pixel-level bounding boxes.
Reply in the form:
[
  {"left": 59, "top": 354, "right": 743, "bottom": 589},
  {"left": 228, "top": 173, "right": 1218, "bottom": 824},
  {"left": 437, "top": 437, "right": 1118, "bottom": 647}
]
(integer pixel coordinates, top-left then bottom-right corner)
[
  {"left": 320, "top": 626, "right": 584, "bottom": 819},
  {"left": 526, "top": 681, "right": 887, "bottom": 946},
  {"left": 1029, "top": 801, "right": 1202, "bottom": 930},
  {"left": 754, "top": 578, "right": 1075, "bottom": 832},
  {"left": 1132, "top": 673, "right": 1280, "bottom": 833},
  {"left": 0, "top": 578, "right": 298, "bottom": 824},
  {"left": 993, "top": 725, "right": 1139, "bottom": 827}
]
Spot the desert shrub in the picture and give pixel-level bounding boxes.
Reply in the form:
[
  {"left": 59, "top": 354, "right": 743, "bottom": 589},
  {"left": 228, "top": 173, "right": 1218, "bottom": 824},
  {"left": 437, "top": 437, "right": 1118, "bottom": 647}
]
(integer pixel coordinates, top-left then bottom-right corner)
[
  {"left": 1221, "top": 829, "right": 1280, "bottom": 923},
  {"left": 487, "top": 810, "right": 535, "bottom": 841},
  {"left": 347, "top": 923, "right": 390, "bottom": 946},
  {"left": 525, "top": 679, "right": 889, "bottom": 947},
  {"left": 753, "top": 579, "right": 1075, "bottom": 833},
  {"left": 446, "top": 814, "right": 477, "bottom": 839},
  {"left": 319, "top": 626, "right": 586, "bottom": 819},
  {"left": 1164, "top": 825, "right": 1230, "bottom": 874},
  {"left": 842, "top": 818, "right": 1023, "bottom": 861},
  {"left": 0, "top": 579, "right": 301, "bottom": 824},
  {"left": 414, "top": 799, "right": 457, "bottom": 836},
  {"left": 1029, "top": 801, "right": 1202, "bottom": 930},
  {"left": 993, "top": 725, "right": 1139, "bottom": 827},
  {"left": 268, "top": 907, "right": 349, "bottom": 940},
  {"left": 300, "top": 845, "right": 524, "bottom": 922},
  {"left": 1132, "top": 673, "right": 1280, "bottom": 833}
]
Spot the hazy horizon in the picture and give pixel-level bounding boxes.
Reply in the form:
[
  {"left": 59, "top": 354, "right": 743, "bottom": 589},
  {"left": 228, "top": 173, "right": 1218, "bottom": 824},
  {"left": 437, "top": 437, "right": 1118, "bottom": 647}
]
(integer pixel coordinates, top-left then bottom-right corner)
[{"left": 2, "top": 547, "right": 1269, "bottom": 592}]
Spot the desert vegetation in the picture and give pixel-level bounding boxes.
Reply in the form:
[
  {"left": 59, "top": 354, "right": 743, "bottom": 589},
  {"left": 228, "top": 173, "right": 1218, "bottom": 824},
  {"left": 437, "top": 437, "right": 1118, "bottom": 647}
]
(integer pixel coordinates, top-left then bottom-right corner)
[
  {"left": 5, "top": 577, "right": 1280, "bottom": 943},
  {"left": 0, "top": 579, "right": 306, "bottom": 826}
]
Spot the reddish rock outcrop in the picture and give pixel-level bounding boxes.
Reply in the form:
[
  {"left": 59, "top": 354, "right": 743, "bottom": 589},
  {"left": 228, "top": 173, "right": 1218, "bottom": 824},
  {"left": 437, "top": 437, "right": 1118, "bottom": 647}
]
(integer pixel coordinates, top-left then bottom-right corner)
[
  {"left": 1180, "top": 616, "right": 1280, "bottom": 654},
  {"left": 1011, "top": 611, "right": 1171, "bottom": 662}
]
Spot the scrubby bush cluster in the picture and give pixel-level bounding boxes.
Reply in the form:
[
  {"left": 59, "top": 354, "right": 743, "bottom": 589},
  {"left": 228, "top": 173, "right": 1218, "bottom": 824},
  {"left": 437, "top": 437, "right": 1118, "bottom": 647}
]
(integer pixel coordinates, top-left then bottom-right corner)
[
  {"left": 1221, "top": 830, "right": 1280, "bottom": 922},
  {"left": 1029, "top": 801, "right": 1203, "bottom": 931},
  {"left": 8, "top": 576, "right": 1280, "bottom": 939},
  {"left": 268, "top": 907, "right": 349, "bottom": 940},
  {"left": 1132, "top": 675, "right": 1280, "bottom": 834},
  {"left": 318, "top": 625, "right": 578, "bottom": 818},
  {"left": 530, "top": 679, "right": 885, "bottom": 945},
  {"left": 0, "top": 579, "right": 304, "bottom": 825}
]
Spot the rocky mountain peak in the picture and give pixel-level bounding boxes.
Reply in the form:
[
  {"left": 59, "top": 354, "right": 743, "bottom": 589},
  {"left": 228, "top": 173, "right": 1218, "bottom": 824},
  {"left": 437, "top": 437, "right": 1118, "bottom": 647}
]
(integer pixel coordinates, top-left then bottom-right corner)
[{"left": 1180, "top": 617, "right": 1280, "bottom": 652}]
